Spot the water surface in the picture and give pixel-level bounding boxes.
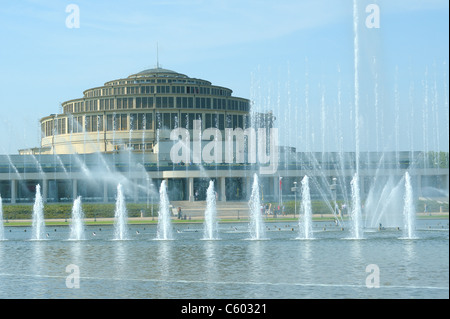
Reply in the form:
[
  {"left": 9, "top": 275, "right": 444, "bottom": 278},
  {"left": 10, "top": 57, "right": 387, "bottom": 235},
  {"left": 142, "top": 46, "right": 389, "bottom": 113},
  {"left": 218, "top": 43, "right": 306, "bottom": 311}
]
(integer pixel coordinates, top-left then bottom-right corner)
[{"left": 0, "top": 219, "right": 448, "bottom": 299}]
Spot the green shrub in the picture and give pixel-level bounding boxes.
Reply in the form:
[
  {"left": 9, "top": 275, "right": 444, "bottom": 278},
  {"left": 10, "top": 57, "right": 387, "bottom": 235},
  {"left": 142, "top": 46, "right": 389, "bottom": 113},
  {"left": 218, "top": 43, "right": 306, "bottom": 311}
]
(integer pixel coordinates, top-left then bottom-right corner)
[
  {"left": 266, "top": 200, "right": 334, "bottom": 215},
  {"left": 2, "top": 203, "right": 160, "bottom": 220}
]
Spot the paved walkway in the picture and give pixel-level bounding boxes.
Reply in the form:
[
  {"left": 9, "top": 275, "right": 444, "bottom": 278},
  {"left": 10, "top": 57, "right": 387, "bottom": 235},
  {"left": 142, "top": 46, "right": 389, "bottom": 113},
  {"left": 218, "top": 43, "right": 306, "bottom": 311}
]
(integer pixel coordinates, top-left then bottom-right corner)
[{"left": 3, "top": 211, "right": 447, "bottom": 226}]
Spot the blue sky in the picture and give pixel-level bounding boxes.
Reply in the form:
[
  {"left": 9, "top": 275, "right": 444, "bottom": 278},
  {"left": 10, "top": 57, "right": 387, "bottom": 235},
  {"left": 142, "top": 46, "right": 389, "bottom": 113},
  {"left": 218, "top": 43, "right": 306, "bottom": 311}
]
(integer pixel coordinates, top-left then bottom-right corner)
[{"left": 0, "top": 0, "right": 448, "bottom": 154}]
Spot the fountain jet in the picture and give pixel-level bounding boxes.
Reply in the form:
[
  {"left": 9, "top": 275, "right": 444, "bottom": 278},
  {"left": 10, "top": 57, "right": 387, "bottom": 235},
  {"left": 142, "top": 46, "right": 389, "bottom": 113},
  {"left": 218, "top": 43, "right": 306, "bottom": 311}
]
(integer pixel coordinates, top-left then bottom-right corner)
[
  {"left": 402, "top": 172, "right": 416, "bottom": 239},
  {"left": 203, "top": 180, "right": 218, "bottom": 240},
  {"left": 156, "top": 180, "right": 173, "bottom": 240},
  {"left": 248, "top": 174, "right": 266, "bottom": 240},
  {"left": 32, "top": 184, "right": 46, "bottom": 240},
  {"left": 69, "top": 196, "right": 85, "bottom": 240},
  {"left": 299, "top": 175, "right": 313, "bottom": 239},
  {"left": 350, "top": 174, "right": 363, "bottom": 239},
  {"left": 114, "top": 183, "right": 128, "bottom": 240}
]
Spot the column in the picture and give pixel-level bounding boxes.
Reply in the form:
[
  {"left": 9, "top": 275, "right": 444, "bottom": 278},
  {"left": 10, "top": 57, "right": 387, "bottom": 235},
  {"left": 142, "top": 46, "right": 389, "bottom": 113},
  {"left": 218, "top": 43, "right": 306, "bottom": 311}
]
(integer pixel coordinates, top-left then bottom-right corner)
[
  {"left": 42, "top": 179, "right": 48, "bottom": 203},
  {"left": 188, "top": 177, "right": 194, "bottom": 202},
  {"left": 103, "top": 180, "right": 108, "bottom": 203},
  {"left": 417, "top": 174, "right": 422, "bottom": 197},
  {"left": 72, "top": 179, "right": 78, "bottom": 200},
  {"left": 134, "top": 179, "right": 139, "bottom": 203},
  {"left": 220, "top": 177, "right": 226, "bottom": 202},
  {"left": 11, "top": 179, "right": 17, "bottom": 204},
  {"left": 184, "top": 178, "right": 190, "bottom": 201},
  {"left": 245, "top": 177, "right": 252, "bottom": 199},
  {"left": 273, "top": 177, "right": 279, "bottom": 203}
]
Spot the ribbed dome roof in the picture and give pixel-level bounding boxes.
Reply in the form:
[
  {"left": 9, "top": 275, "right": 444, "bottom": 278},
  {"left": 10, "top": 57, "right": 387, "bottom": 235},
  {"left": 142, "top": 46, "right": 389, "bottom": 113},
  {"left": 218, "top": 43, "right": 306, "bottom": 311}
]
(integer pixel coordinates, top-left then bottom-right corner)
[{"left": 128, "top": 67, "right": 188, "bottom": 78}]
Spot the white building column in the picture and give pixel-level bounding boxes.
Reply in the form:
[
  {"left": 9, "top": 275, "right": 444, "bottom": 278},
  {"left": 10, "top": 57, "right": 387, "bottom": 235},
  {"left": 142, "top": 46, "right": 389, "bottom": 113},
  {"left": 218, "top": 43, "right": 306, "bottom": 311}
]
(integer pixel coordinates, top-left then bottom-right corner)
[
  {"left": 134, "top": 179, "right": 139, "bottom": 203},
  {"left": 72, "top": 179, "right": 78, "bottom": 200},
  {"left": 42, "top": 179, "right": 48, "bottom": 203},
  {"left": 103, "top": 180, "right": 108, "bottom": 203},
  {"left": 245, "top": 177, "right": 252, "bottom": 198},
  {"left": 220, "top": 177, "right": 226, "bottom": 202},
  {"left": 188, "top": 177, "right": 194, "bottom": 202},
  {"left": 273, "top": 177, "right": 280, "bottom": 203},
  {"left": 417, "top": 174, "right": 423, "bottom": 197},
  {"left": 11, "top": 179, "right": 17, "bottom": 204}
]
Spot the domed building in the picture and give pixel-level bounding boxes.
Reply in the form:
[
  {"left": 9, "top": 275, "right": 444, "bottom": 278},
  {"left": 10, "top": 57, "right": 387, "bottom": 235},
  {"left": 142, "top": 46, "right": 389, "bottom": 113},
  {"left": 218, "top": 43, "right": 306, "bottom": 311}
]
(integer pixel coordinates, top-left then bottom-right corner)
[
  {"left": 38, "top": 67, "right": 253, "bottom": 155},
  {"left": 10, "top": 67, "right": 277, "bottom": 204}
]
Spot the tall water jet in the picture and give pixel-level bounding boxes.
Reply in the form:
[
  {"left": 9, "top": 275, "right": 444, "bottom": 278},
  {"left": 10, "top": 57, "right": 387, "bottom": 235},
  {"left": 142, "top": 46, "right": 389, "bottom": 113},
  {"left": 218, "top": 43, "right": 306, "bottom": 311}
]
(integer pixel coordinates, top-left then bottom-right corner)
[
  {"left": 69, "top": 196, "right": 85, "bottom": 240},
  {"left": 351, "top": 0, "right": 362, "bottom": 240},
  {"left": 32, "top": 184, "right": 46, "bottom": 240},
  {"left": 402, "top": 172, "right": 416, "bottom": 239},
  {"left": 353, "top": 0, "right": 361, "bottom": 176},
  {"left": 298, "top": 175, "right": 313, "bottom": 239},
  {"left": 114, "top": 183, "right": 128, "bottom": 240},
  {"left": 0, "top": 195, "right": 5, "bottom": 240},
  {"left": 350, "top": 174, "right": 363, "bottom": 239},
  {"left": 248, "top": 174, "right": 265, "bottom": 240},
  {"left": 156, "top": 180, "right": 172, "bottom": 240},
  {"left": 203, "top": 180, "right": 218, "bottom": 240}
]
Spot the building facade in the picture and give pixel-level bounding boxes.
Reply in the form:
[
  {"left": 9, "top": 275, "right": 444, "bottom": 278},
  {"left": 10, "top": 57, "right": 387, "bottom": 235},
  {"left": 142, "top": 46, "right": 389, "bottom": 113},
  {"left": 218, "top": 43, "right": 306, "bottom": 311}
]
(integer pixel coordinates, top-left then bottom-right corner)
[{"left": 35, "top": 67, "right": 254, "bottom": 155}]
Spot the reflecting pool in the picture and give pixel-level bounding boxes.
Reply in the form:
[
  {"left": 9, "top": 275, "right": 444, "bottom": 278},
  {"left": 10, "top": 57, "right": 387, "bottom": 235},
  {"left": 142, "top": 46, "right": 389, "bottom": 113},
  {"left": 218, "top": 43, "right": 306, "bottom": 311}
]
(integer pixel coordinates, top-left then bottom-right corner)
[{"left": 0, "top": 219, "right": 448, "bottom": 299}]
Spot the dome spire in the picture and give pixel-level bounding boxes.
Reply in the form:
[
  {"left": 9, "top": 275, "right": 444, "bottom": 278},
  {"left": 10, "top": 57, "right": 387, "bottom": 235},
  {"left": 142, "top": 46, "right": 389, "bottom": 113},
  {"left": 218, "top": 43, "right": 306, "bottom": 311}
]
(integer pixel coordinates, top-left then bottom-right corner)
[{"left": 156, "top": 42, "right": 160, "bottom": 69}]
